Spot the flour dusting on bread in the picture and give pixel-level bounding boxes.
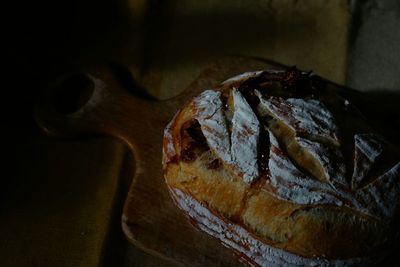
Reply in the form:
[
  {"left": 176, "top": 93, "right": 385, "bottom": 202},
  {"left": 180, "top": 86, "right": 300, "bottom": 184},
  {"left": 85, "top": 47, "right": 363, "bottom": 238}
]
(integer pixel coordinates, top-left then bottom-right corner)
[
  {"left": 189, "top": 85, "right": 399, "bottom": 219},
  {"left": 171, "top": 188, "right": 379, "bottom": 267},
  {"left": 295, "top": 137, "right": 347, "bottom": 188},
  {"left": 268, "top": 130, "right": 345, "bottom": 206},
  {"left": 162, "top": 111, "right": 179, "bottom": 166},
  {"left": 357, "top": 162, "right": 400, "bottom": 219},
  {"left": 193, "top": 90, "right": 232, "bottom": 164},
  {"left": 262, "top": 97, "right": 339, "bottom": 145},
  {"left": 192, "top": 89, "right": 261, "bottom": 183},
  {"left": 163, "top": 68, "right": 399, "bottom": 266},
  {"left": 231, "top": 89, "right": 260, "bottom": 183},
  {"left": 352, "top": 134, "right": 385, "bottom": 188}
]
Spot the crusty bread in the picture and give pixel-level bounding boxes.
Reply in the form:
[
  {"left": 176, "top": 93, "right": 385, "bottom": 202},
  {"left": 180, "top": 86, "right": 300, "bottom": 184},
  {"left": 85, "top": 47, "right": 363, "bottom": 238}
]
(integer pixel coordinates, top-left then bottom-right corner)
[{"left": 162, "top": 68, "right": 400, "bottom": 266}]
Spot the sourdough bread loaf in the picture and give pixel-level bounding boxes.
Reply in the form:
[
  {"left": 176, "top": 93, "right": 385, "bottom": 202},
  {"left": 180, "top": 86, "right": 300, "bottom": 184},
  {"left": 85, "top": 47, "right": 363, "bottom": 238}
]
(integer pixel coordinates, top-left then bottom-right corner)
[{"left": 162, "top": 68, "right": 400, "bottom": 266}]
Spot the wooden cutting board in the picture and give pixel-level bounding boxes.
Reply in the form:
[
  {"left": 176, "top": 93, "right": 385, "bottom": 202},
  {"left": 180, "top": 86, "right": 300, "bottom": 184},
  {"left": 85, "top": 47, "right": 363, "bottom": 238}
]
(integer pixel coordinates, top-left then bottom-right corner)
[
  {"left": 34, "top": 56, "right": 400, "bottom": 266},
  {"left": 35, "top": 56, "right": 283, "bottom": 266}
]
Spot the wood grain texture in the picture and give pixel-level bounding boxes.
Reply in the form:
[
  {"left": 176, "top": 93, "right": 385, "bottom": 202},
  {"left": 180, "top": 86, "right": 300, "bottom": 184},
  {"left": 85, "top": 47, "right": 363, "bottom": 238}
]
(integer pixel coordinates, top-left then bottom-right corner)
[
  {"left": 35, "top": 56, "right": 283, "bottom": 266},
  {"left": 34, "top": 56, "right": 400, "bottom": 266}
]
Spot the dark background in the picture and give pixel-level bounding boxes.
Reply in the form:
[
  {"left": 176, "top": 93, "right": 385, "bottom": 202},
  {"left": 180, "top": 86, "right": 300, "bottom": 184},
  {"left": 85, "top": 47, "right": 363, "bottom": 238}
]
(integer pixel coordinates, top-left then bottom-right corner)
[{"left": 7, "top": 0, "right": 124, "bottom": 127}]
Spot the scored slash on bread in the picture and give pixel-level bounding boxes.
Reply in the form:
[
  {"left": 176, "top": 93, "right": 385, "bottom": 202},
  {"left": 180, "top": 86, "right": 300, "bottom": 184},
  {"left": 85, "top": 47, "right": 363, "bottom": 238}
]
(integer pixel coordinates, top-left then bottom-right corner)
[
  {"left": 192, "top": 88, "right": 261, "bottom": 184},
  {"left": 162, "top": 68, "right": 399, "bottom": 266}
]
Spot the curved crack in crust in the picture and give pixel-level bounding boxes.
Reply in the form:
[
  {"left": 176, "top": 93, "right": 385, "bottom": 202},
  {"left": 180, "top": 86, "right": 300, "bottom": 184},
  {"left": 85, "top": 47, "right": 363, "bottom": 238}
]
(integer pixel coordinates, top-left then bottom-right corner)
[
  {"left": 256, "top": 91, "right": 348, "bottom": 188},
  {"left": 295, "top": 137, "right": 347, "bottom": 190},
  {"left": 259, "top": 96, "right": 340, "bottom": 145},
  {"left": 266, "top": 130, "right": 350, "bottom": 207}
]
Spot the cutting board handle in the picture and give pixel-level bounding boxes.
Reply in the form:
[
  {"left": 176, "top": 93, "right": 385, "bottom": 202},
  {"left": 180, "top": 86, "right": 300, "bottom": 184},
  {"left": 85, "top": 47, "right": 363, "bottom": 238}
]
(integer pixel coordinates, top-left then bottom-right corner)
[
  {"left": 35, "top": 66, "right": 162, "bottom": 149},
  {"left": 34, "top": 56, "right": 289, "bottom": 266},
  {"left": 34, "top": 57, "right": 262, "bottom": 149}
]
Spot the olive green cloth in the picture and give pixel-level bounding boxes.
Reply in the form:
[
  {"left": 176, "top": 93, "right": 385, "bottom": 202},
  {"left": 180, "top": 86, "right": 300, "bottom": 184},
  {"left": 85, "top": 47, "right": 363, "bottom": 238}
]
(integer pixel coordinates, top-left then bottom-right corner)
[
  {"left": 122, "top": 0, "right": 350, "bottom": 99},
  {"left": 1, "top": 136, "right": 128, "bottom": 267}
]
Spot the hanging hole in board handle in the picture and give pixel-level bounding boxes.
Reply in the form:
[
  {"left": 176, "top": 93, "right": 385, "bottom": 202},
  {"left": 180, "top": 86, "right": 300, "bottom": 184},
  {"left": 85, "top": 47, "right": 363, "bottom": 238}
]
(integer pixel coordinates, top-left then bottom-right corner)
[
  {"left": 36, "top": 65, "right": 159, "bottom": 142},
  {"left": 35, "top": 70, "right": 114, "bottom": 139},
  {"left": 53, "top": 73, "right": 96, "bottom": 115}
]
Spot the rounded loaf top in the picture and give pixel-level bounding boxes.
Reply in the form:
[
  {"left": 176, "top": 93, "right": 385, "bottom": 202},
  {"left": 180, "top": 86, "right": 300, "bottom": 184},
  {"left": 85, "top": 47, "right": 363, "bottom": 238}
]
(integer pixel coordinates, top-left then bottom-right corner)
[{"left": 163, "top": 67, "right": 400, "bottom": 266}]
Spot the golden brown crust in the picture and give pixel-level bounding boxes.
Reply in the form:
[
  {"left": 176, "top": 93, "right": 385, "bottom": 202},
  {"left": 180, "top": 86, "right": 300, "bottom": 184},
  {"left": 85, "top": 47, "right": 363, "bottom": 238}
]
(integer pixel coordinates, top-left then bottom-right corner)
[
  {"left": 165, "top": 156, "right": 390, "bottom": 259},
  {"left": 163, "top": 68, "right": 399, "bottom": 264}
]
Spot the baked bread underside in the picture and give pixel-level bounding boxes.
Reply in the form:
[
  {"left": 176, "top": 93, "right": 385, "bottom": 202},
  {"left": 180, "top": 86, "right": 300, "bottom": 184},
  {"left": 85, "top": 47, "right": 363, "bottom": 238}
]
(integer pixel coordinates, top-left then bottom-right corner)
[{"left": 163, "top": 68, "right": 400, "bottom": 266}]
